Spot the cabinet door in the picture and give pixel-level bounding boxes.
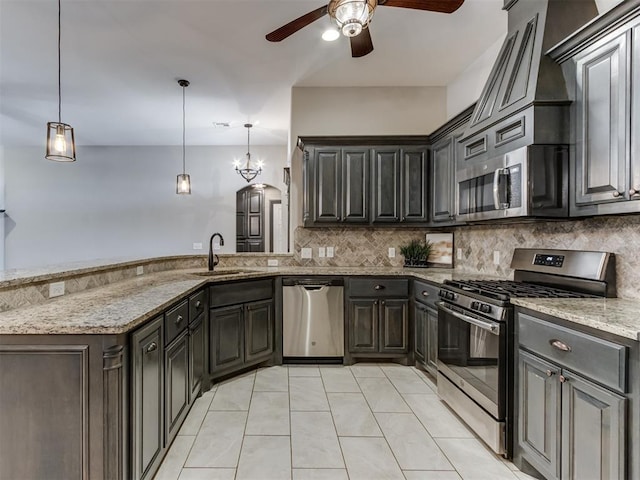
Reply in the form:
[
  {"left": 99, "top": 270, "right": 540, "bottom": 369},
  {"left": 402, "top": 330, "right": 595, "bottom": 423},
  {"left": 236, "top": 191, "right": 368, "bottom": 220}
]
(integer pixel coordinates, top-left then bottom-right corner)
[
  {"left": 632, "top": 24, "right": 640, "bottom": 201},
  {"left": 575, "top": 31, "right": 630, "bottom": 206},
  {"left": 372, "top": 148, "right": 401, "bottom": 223},
  {"left": 189, "top": 315, "right": 205, "bottom": 401},
  {"left": 426, "top": 308, "right": 438, "bottom": 375},
  {"left": 131, "top": 317, "right": 164, "bottom": 480},
  {"left": 379, "top": 299, "right": 408, "bottom": 354},
  {"left": 209, "top": 305, "right": 244, "bottom": 373},
  {"left": 313, "top": 148, "right": 342, "bottom": 223},
  {"left": 414, "top": 304, "right": 427, "bottom": 365},
  {"left": 236, "top": 190, "right": 247, "bottom": 240},
  {"left": 561, "top": 372, "right": 626, "bottom": 480},
  {"left": 518, "top": 350, "right": 561, "bottom": 480},
  {"left": 164, "top": 331, "right": 189, "bottom": 445},
  {"left": 244, "top": 299, "right": 274, "bottom": 363},
  {"left": 342, "top": 147, "right": 369, "bottom": 223},
  {"left": 348, "top": 299, "right": 378, "bottom": 353},
  {"left": 402, "top": 148, "right": 428, "bottom": 223},
  {"left": 431, "top": 137, "right": 455, "bottom": 222}
]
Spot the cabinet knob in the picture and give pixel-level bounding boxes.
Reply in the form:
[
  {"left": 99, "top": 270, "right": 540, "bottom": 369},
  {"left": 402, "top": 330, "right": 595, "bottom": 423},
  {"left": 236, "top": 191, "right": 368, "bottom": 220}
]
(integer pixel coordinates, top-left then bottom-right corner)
[
  {"left": 630, "top": 188, "right": 640, "bottom": 196},
  {"left": 612, "top": 191, "right": 623, "bottom": 198},
  {"left": 336, "top": 216, "right": 340, "bottom": 221},
  {"left": 545, "top": 369, "right": 555, "bottom": 377},
  {"left": 402, "top": 216, "right": 406, "bottom": 221},
  {"left": 549, "top": 339, "right": 571, "bottom": 352},
  {"left": 381, "top": 300, "right": 386, "bottom": 305},
  {"left": 195, "top": 301, "right": 202, "bottom": 309},
  {"left": 145, "top": 342, "right": 158, "bottom": 354},
  {"left": 374, "top": 285, "right": 385, "bottom": 291},
  {"left": 559, "top": 375, "right": 568, "bottom": 383},
  {"left": 421, "top": 291, "right": 429, "bottom": 297},
  {"left": 175, "top": 315, "right": 184, "bottom": 325},
  {"left": 374, "top": 300, "right": 379, "bottom": 305}
]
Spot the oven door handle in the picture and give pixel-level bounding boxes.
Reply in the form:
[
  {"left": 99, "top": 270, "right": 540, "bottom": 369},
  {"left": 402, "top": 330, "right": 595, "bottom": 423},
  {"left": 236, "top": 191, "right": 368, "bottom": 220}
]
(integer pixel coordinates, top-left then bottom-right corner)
[{"left": 438, "top": 302, "right": 501, "bottom": 334}]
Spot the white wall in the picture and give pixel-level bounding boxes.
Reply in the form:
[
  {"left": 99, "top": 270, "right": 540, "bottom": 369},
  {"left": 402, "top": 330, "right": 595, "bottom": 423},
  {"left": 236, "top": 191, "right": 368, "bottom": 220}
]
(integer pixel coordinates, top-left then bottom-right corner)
[
  {"left": 4, "top": 145, "right": 287, "bottom": 269},
  {"left": 289, "top": 86, "right": 447, "bottom": 227}
]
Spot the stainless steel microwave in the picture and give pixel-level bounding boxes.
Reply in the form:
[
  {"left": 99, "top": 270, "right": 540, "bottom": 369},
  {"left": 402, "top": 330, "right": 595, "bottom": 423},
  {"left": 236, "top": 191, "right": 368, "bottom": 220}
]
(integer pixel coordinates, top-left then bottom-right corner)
[{"left": 455, "top": 145, "right": 568, "bottom": 222}]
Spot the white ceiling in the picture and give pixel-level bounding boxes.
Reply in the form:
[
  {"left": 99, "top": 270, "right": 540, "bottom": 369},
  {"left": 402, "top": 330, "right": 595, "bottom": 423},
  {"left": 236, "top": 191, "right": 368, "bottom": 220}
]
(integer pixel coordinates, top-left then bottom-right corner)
[{"left": 0, "top": 0, "right": 506, "bottom": 146}]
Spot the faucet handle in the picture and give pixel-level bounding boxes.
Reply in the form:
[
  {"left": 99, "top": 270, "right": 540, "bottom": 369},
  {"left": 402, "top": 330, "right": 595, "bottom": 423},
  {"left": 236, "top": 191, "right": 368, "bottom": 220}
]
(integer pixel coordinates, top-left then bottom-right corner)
[{"left": 213, "top": 254, "right": 220, "bottom": 267}]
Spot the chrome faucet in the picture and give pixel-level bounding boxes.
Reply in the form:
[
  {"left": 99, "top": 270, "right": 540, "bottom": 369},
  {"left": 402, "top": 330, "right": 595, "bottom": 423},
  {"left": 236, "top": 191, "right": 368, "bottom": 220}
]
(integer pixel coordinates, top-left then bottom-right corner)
[{"left": 208, "top": 233, "right": 224, "bottom": 271}]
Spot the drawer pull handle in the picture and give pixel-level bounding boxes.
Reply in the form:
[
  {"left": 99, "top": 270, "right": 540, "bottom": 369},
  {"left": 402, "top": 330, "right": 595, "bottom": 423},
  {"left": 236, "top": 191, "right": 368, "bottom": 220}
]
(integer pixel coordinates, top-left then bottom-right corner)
[
  {"left": 612, "top": 191, "right": 623, "bottom": 198},
  {"left": 421, "top": 291, "right": 429, "bottom": 297},
  {"left": 195, "top": 301, "right": 202, "bottom": 309},
  {"left": 630, "top": 188, "right": 639, "bottom": 196},
  {"left": 550, "top": 339, "right": 571, "bottom": 352},
  {"left": 145, "top": 342, "right": 158, "bottom": 354},
  {"left": 374, "top": 285, "right": 385, "bottom": 291},
  {"left": 559, "top": 374, "right": 568, "bottom": 383},
  {"left": 175, "top": 315, "right": 184, "bottom": 325},
  {"left": 545, "top": 369, "right": 555, "bottom": 377}
]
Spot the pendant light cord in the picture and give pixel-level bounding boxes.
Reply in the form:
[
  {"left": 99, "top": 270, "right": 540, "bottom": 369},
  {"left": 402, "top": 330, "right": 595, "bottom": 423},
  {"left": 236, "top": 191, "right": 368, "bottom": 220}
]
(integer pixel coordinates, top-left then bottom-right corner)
[
  {"left": 182, "top": 84, "right": 186, "bottom": 175},
  {"left": 57, "top": 0, "right": 62, "bottom": 124},
  {"left": 246, "top": 124, "right": 251, "bottom": 167}
]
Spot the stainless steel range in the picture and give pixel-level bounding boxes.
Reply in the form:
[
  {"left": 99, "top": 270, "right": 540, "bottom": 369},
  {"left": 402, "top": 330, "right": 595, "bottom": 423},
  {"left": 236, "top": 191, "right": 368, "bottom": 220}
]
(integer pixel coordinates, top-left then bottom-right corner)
[{"left": 436, "top": 249, "right": 616, "bottom": 458}]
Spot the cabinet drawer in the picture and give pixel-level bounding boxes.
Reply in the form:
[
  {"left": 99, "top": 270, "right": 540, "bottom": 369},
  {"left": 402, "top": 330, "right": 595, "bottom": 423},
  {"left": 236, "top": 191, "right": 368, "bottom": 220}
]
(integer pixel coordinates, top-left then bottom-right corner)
[
  {"left": 349, "top": 278, "right": 408, "bottom": 297},
  {"left": 413, "top": 280, "right": 440, "bottom": 309},
  {"left": 189, "top": 290, "right": 206, "bottom": 323},
  {"left": 210, "top": 279, "right": 273, "bottom": 308},
  {"left": 165, "top": 300, "right": 189, "bottom": 345},
  {"left": 518, "top": 313, "right": 627, "bottom": 393}
]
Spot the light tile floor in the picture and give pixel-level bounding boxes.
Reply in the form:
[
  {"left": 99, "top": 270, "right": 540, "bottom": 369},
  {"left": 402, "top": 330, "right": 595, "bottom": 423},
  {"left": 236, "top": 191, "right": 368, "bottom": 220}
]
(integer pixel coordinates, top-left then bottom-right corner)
[{"left": 154, "top": 364, "right": 539, "bottom": 480}]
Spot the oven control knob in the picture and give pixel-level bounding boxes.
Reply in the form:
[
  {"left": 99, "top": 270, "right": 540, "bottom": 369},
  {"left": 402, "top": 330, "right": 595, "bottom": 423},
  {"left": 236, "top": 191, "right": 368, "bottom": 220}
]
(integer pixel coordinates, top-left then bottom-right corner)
[
  {"left": 480, "top": 304, "right": 492, "bottom": 314},
  {"left": 447, "top": 292, "right": 457, "bottom": 301},
  {"left": 438, "top": 290, "right": 446, "bottom": 298},
  {"left": 471, "top": 301, "right": 480, "bottom": 310}
]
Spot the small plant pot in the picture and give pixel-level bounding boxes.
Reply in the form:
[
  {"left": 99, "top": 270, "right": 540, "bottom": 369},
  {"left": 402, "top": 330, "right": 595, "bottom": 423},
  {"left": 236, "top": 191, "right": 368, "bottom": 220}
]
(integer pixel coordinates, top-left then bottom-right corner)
[{"left": 403, "top": 259, "right": 429, "bottom": 268}]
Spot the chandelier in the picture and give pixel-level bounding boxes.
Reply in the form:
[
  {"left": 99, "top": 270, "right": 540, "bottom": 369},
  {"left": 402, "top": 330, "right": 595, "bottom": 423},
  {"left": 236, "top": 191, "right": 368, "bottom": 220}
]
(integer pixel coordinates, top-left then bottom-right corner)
[
  {"left": 328, "top": 0, "right": 377, "bottom": 38},
  {"left": 234, "top": 123, "right": 263, "bottom": 183}
]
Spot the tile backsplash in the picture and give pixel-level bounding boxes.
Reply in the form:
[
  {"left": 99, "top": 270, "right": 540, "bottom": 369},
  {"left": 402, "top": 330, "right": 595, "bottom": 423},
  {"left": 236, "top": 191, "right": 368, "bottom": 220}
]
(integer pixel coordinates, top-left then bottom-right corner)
[{"left": 294, "top": 215, "right": 640, "bottom": 299}]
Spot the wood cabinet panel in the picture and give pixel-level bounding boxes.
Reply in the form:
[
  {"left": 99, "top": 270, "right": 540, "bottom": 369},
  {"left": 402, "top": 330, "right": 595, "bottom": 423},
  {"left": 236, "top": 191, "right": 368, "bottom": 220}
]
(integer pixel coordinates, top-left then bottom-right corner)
[
  {"left": 402, "top": 148, "right": 428, "bottom": 223},
  {"left": 210, "top": 305, "right": 244, "bottom": 372},
  {"left": 372, "top": 148, "right": 401, "bottom": 223},
  {"left": 379, "top": 299, "right": 408, "bottom": 353},
  {"left": 244, "top": 300, "right": 274, "bottom": 363},
  {"left": 165, "top": 331, "right": 189, "bottom": 444},
  {"left": 348, "top": 299, "right": 378, "bottom": 353}
]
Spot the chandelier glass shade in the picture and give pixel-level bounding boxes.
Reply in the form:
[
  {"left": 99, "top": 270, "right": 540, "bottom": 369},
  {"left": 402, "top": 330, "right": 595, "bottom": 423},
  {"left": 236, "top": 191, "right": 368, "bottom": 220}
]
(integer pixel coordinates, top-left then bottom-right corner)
[
  {"left": 235, "top": 123, "right": 263, "bottom": 183},
  {"left": 328, "top": 0, "right": 377, "bottom": 38}
]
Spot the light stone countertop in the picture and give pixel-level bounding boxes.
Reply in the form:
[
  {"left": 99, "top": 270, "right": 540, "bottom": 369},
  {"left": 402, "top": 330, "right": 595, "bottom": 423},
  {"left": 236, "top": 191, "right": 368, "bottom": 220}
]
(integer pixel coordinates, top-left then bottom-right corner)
[
  {"left": 0, "top": 266, "right": 465, "bottom": 335},
  {"left": 511, "top": 298, "right": 640, "bottom": 341}
]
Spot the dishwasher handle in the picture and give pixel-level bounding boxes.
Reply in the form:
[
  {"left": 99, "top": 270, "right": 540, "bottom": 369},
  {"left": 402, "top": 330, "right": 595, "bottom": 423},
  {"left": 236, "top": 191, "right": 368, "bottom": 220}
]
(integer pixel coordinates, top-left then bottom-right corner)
[{"left": 282, "top": 277, "right": 344, "bottom": 287}]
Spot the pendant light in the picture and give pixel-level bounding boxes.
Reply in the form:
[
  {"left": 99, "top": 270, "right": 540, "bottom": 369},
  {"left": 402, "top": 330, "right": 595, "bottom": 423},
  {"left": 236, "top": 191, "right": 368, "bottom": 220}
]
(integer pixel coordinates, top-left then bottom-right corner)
[
  {"left": 234, "top": 123, "right": 263, "bottom": 183},
  {"left": 45, "top": 0, "right": 76, "bottom": 162},
  {"left": 176, "top": 79, "right": 191, "bottom": 195}
]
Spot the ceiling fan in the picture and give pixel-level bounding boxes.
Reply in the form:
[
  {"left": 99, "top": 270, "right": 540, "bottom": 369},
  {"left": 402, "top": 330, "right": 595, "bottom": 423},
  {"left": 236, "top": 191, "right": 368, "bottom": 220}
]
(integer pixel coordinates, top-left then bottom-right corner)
[{"left": 266, "top": 0, "right": 465, "bottom": 58}]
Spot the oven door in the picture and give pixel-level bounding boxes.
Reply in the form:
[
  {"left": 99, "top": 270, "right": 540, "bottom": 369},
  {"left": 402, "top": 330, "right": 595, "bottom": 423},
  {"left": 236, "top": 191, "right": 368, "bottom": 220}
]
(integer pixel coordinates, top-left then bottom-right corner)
[
  {"left": 456, "top": 147, "right": 527, "bottom": 222},
  {"left": 437, "top": 301, "right": 505, "bottom": 419}
]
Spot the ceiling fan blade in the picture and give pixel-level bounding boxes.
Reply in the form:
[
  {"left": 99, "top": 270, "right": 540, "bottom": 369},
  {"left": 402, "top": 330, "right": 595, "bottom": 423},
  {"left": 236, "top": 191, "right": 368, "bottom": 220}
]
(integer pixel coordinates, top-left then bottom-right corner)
[
  {"left": 350, "top": 28, "right": 374, "bottom": 58},
  {"left": 379, "top": 0, "right": 464, "bottom": 13},
  {"left": 266, "top": 5, "right": 329, "bottom": 42}
]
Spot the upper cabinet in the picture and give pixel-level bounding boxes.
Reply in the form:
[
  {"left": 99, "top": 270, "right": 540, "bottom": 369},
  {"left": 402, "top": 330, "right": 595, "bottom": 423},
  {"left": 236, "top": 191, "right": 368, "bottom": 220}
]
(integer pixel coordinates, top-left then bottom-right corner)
[
  {"left": 550, "top": 2, "right": 640, "bottom": 217},
  {"left": 301, "top": 138, "right": 429, "bottom": 227}
]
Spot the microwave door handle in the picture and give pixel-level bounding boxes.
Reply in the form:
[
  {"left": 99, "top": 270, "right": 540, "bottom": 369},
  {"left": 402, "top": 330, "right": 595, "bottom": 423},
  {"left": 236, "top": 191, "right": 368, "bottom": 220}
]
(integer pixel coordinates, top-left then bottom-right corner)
[
  {"left": 493, "top": 168, "right": 502, "bottom": 210},
  {"left": 438, "top": 302, "right": 500, "bottom": 334}
]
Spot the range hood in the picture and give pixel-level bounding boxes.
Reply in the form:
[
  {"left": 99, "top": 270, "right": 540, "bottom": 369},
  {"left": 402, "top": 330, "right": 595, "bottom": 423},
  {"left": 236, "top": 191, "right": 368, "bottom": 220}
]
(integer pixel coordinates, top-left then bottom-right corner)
[
  {"left": 455, "top": 0, "right": 599, "bottom": 223},
  {"left": 464, "top": 0, "right": 599, "bottom": 142}
]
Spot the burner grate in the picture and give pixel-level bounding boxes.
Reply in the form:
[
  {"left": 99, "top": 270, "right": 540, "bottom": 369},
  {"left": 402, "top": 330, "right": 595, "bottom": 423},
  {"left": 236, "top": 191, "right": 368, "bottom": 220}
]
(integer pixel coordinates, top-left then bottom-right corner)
[{"left": 444, "top": 280, "right": 597, "bottom": 300}]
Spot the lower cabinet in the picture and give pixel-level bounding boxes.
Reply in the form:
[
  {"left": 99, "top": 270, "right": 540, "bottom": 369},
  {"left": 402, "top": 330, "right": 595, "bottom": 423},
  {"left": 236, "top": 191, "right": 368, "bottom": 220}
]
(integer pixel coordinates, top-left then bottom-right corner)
[
  {"left": 165, "top": 330, "right": 190, "bottom": 445},
  {"left": 347, "top": 278, "right": 409, "bottom": 358},
  {"left": 413, "top": 303, "right": 438, "bottom": 376},
  {"left": 189, "top": 315, "right": 206, "bottom": 400},
  {"left": 131, "top": 316, "right": 164, "bottom": 480},
  {"left": 209, "top": 279, "right": 275, "bottom": 378}
]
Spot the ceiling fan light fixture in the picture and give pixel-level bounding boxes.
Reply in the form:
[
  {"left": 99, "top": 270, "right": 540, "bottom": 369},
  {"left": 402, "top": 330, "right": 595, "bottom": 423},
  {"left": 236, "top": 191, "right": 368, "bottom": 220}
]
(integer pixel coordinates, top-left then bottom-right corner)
[{"left": 329, "top": 0, "right": 376, "bottom": 38}]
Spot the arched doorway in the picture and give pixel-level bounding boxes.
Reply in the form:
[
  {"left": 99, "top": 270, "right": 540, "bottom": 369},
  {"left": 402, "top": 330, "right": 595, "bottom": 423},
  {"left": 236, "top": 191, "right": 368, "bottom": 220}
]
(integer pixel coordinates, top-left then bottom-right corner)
[{"left": 236, "top": 184, "right": 283, "bottom": 253}]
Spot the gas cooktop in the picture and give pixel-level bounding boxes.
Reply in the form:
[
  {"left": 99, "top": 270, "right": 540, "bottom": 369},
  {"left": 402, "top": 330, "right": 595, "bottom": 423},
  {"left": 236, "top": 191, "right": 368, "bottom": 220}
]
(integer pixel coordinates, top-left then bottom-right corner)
[{"left": 443, "top": 279, "right": 598, "bottom": 302}]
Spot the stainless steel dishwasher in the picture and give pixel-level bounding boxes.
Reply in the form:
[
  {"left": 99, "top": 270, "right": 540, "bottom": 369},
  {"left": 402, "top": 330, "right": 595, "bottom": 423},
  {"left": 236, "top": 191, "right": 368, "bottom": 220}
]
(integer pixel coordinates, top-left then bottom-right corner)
[{"left": 282, "top": 278, "right": 344, "bottom": 358}]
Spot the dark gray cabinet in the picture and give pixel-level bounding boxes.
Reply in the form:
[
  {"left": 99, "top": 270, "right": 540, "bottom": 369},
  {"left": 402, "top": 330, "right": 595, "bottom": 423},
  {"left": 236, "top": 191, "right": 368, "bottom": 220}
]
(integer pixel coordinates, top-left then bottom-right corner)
[
  {"left": 164, "top": 330, "right": 189, "bottom": 444},
  {"left": 347, "top": 278, "right": 409, "bottom": 359},
  {"left": 414, "top": 304, "right": 427, "bottom": 365},
  {"left": 301, "top": 138, "right": 429, "bottom": 227},
  {"left": 412, "top": 280, "right": 440, "bottom": 376},
  {"left": 131, "top": 316, "right": 164, "bottom": 480},
  {"left": 189, "top": 315, "right": 205, "bottom": 401},
  {"left": 517, "top": 311, "right": 628, "bottom": 480},
  {"left": 209, "top": 279, "right": 274, "bottom": 378},
  {"left": 550, "top": 5, "right": 640, "bottom": 217}
]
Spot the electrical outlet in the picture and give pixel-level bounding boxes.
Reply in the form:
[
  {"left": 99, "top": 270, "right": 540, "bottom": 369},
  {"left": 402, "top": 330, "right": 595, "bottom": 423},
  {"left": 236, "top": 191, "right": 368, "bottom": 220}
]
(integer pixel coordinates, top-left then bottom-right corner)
[
  {"left": 318, "top": 247, "right": 326, "bottom": 258},
  {"left": 493, "top": 250, "right": 501, "bottom": 265},
  {"left": 301, "top": 247, "right": 312, "bottom": 259},
  {"left": 136, "top": 266, "right": 144, "bottom": 276},
  {"left": 388, "top": 247, "right": 396, "bottom": 258},
  {"left": 326, "top": 246, "right": 334, "bottom": 258},
  {"left": 267, "top": 259, "right": 279, "bottom": 267},
  {"left": 193, "top": 242, "right": 203, "bottom": 250},
  {"left": 457, "top": 248, "right": 463, "bottom": 260},
  {"left": 49, "top": 281, "right": 65, "bottom": 298}
]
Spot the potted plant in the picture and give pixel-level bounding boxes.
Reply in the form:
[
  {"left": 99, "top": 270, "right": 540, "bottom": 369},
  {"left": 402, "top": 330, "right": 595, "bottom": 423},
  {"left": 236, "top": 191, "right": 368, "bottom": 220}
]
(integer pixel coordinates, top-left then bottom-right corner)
[{"left": 399, "top": 239, "right": 433, "bottom": 267}]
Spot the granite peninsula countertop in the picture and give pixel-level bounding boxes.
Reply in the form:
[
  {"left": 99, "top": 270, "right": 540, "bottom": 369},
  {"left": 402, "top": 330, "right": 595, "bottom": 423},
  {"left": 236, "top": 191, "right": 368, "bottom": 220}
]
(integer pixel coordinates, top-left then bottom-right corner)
[{"left": 511, "top": 298, "right": 640, "bottom": 341}]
